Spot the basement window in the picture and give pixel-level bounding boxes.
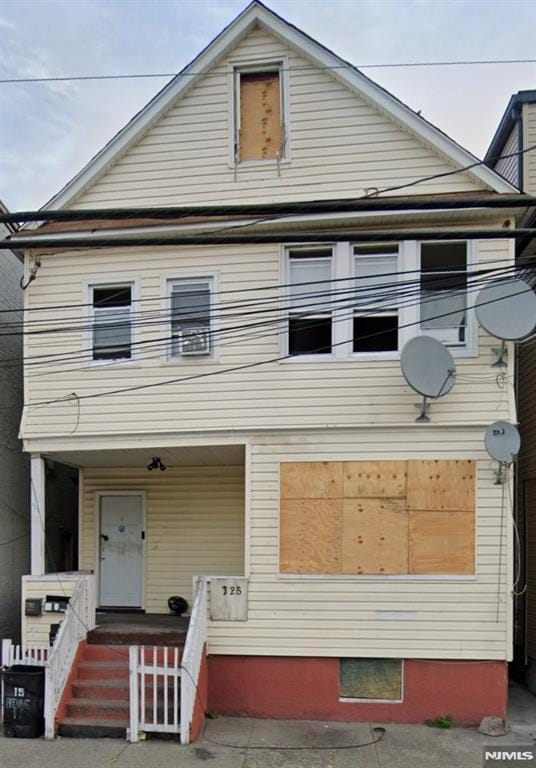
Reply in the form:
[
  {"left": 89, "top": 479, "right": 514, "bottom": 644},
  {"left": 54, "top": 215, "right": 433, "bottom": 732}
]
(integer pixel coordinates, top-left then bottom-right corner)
[
  {"left": 233, "top": 63, "right": 287, "bottom": 163},
  {"left": 91, "top": 285, "right": 132, "bottom": 361},
  {"left": 287, "top": 249, "right": 333, "bottom": 355},
  {"left": 353, "top": 245, "right": 399, "bottom": 353},
  {"left": 168, "top": 279, "right": 212, "bottom": 358},
  {"left": 420, "top": 242, "right": 467, "bottom": 346},
  {"left": 340, "top": 658, "right": 403, "bottom": 701}
]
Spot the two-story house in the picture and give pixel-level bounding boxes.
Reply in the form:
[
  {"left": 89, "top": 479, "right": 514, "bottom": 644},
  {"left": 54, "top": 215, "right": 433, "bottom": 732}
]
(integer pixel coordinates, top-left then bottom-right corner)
[{"left": 5, "top": 0, "right": 535, "bottom": 741}]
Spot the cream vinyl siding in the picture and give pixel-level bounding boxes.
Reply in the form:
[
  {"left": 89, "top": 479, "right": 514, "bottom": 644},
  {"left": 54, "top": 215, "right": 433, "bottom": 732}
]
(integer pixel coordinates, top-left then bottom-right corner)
[
  {"left": 21, "top": 575, "right": 81, "bottom": 646},
  {"left": 208, "top": 429, "right": 511, "bottom": 660},
  {"left": 22, "top": 236, "right": 515, "bottom": 439},
  {"left": 69, "top": 26, "right": 483, "bottom": 209},
  {"left": 523, "top": 102, "right": 536, "bottom": 194},
  {"left": 494, "top": 125, "right": 519, "bottom": 186},
  {"left": 80, "top": 466, "right": 245, "bottom": 612}
]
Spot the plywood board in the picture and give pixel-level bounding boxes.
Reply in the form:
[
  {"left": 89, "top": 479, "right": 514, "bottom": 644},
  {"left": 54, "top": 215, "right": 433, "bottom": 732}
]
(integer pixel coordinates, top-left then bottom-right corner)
[
  {"left": 343, "top": 461, "right": 407, "bottom": 498},
  {"left": 342, "top": 498, "right": 408, "bottom": 574},
  {"left": 239, "top": 72, "right": 282, "bottom": 161},
  {"left": 280, "top": 499, "right": 342, "bottom": 573},
  {"left": 407, "top": 460, "right": 475, "bottom": 511},
  {"left": 280, "top": 462, "right": 343, "bottom": 499},
  {"left": 409, "top": 510, "right": 475, "bottom": 574},
  {"left": 340, "top": 658, "right": 402, "bottom": 700}
]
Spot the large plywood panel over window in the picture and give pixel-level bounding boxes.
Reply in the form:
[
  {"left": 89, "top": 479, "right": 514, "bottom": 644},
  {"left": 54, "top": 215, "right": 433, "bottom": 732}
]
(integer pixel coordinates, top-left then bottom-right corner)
[
  {"left": 280, "top": 459, "right": 476, "bottom": 576},
  {"left": 342, "top": 499, "right": 408, "bottom": 574},
  {"left": 280, "top": 499, "right": 342, "bottom": 573},
  {"left": 239, "top": 72, "right": 282, "bottom": 161},
  {"left": 343, "top": 461, "right": 407, "bottom": 498},
  {"left": 409, "top": 510, "right": 475, "bottom": 574},
  {"left": 407, "top": 460, "right": 475, "bottom": 511}
]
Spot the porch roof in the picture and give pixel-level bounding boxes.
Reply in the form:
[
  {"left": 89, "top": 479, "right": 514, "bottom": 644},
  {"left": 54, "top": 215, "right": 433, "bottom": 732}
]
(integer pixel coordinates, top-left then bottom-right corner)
[{"left": 44, "top": 443, "right": 245, "bottom": 468}]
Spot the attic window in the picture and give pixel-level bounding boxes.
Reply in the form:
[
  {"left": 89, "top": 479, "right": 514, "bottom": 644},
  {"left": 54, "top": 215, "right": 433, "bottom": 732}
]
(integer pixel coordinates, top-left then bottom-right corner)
[{"left": 234, "top": 65, "right": 287, "bottom": 163}]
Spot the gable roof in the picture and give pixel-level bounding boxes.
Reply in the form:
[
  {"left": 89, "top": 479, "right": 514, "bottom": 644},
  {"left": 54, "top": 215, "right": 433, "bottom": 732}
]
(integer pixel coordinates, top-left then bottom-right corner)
[
  {"left": 485, "top": 89, "right": 536, "bottom": 166},
  {"left": 43, "top": 0, "right": 516, "bottom": 211}
]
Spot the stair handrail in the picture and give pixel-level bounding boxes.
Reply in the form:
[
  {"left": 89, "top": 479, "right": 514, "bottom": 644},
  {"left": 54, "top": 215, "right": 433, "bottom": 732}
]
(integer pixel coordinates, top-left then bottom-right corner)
[
  {"left": 180, "top": 576, "right": 208, "bottom": 744},
  {"left": 44, "top": 574, "right": 95, "bottom": 739}
]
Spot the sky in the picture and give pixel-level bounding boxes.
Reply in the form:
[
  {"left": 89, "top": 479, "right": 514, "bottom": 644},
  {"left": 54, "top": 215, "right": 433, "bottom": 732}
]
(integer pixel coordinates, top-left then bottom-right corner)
[{"left": 0, "top": 0, "right": 535, "bottom": 211}]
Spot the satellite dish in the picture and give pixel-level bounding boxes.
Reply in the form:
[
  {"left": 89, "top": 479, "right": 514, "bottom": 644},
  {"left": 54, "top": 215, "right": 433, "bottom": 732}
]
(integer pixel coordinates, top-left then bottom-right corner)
[
  {"left": 400, "top": 336, "right": 456, "bottom": 422},
  {"left": 485, "top": 421, "right": 521, "bottom": 463},
  {"left": 484, "top": 420, "right": 521, "bottom": 484},
  {"left": 475, "top": 278, "right": 536, "bottom": 366}
]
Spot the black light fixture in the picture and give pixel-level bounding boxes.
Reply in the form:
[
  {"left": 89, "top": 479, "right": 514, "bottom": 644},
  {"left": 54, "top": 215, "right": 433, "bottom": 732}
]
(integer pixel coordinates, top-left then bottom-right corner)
[{"left": 147, "top": 457, "right": 166, "bottom": 471}]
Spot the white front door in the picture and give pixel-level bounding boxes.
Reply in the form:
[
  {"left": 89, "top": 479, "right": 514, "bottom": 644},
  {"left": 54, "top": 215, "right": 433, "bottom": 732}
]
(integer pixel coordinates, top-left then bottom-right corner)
[{"left": 99, "top": 494, "right": 144, "bottom": 608}]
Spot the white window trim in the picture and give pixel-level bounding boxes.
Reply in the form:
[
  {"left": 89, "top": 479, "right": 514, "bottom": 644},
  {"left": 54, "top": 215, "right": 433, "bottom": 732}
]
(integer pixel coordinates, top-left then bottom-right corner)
[
  {"left": 227, "top": 54, "right": 290, "bottom": 168},
  {"left": 281, "top": 240, "right": 479, "bottom": 363},
  {"left": 160, "top": 271, "right": 219, "bottom": 364},
  {"left": 83, "top": 276, "right": 139, "bottom": 368}
]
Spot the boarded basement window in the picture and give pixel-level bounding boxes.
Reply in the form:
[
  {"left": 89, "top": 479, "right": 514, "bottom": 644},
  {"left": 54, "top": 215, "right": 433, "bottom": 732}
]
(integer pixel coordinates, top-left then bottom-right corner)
[
  {"left": 279, "top": 459, "right": 475, "bottom": 575},
  {"left": 340, "top": 658, "right": 402, "bottom": 700},
  {"left": 238, "top": 71, "right": 283, "bottom": 162}
]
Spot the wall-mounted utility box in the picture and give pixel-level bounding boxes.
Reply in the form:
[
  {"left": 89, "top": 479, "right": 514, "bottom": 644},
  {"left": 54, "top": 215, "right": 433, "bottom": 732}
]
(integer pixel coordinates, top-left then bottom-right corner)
[
  {"left": 24, "top": 598, "right": 42, "bottom": 617},
  {"left": 209, "top": 577, "right": 249, "bottom": 621},
  {"left": 44, "top": 595, "right": 70, "bottom": 613}
]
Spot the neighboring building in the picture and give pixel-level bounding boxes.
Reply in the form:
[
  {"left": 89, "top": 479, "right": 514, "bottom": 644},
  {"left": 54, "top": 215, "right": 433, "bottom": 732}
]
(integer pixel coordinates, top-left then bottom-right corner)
[
  {"left": 0, "top": 202, "right": 29, "bottom": 645},
  {"left": 486, "top": 90, "right": 536, "bottom": 694},
  {"left": 8, "top": 0, "right": 533, "bottom": 740}
]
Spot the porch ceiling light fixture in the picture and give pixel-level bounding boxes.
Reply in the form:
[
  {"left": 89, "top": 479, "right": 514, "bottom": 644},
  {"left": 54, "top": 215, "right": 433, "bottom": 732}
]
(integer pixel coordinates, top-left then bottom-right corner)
[{"left": 147, "top": 457, "right": 166, "bottom": 471}]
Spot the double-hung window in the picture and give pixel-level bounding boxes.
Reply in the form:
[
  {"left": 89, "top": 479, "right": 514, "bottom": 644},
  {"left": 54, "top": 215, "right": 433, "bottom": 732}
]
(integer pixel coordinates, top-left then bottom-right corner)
[
  {"left": 168, "top": 279, "right": 212, "bottom": 357},
  {"left": 353, "top": 245, "right": 399, "bottom": 353},
  {"left": 91, "top": 285, "right": 133, "bottom": 361},
  {"left": 419, "top": 242, "right": 467, "bottom": 346},
  {"left": 287, "top": 249, "right": 332, "bottom": 355}
]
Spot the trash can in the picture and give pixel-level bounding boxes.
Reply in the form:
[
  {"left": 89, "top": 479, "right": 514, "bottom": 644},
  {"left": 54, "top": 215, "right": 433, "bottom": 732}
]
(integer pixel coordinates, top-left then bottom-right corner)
[{"left": 2, "top": 665, "right": 45, "bottom": 737}]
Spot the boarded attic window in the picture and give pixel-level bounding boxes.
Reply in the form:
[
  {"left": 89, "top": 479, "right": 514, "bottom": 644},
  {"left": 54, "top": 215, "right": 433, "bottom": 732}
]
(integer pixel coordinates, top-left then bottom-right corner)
[{"left": 237, "top": 70, "right": 284, "bottom": 162}]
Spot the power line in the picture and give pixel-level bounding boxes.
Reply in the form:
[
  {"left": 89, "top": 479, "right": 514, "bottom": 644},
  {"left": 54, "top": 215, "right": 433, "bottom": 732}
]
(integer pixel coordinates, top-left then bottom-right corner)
[
  {"left": 1, "top": 59, "right": 534, "bottom": 85},
  {"left": 24, "top": 283, "right": 534, "bottom": 410}
]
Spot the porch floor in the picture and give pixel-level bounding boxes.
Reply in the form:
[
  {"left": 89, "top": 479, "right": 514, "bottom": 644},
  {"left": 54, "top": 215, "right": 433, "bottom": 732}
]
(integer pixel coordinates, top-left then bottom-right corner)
[{"left": 88, "top": 612, "right": 189, "bottom": 646}]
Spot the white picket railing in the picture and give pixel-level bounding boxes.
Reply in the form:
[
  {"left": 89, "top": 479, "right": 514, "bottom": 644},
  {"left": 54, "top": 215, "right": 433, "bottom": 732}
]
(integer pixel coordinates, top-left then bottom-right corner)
[
  {"left": 1, "top": 640, "right": 49, "bottom": 723},
  {"left": 44, "top": 574, "right": 96, "bottom": 739},
  {"left": 128, "top": 577, "right": 208, "bottom": 745},
  {"left": 128, "top": 645, "right": 182, "bottom": 741},
  {"left": 180, "top": 577, "right": 208, "bottom": 745}
]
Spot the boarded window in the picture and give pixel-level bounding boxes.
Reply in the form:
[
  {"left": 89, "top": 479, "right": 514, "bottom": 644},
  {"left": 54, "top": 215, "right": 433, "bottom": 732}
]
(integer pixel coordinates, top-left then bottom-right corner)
[
  {"left": 279, "top": 459, "right": 475, "bottom": 575},
  {"left": 238, "top": 71, "right": 283, "bottom": 161},
  {"left": 340, "top": 658, "right": 402, "bottom": 700}
]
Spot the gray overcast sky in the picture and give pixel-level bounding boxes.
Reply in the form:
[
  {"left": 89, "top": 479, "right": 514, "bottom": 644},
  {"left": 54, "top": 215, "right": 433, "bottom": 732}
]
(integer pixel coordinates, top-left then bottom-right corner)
[{"left": 0, "top": 0, "right": 535, "bottom": 211}]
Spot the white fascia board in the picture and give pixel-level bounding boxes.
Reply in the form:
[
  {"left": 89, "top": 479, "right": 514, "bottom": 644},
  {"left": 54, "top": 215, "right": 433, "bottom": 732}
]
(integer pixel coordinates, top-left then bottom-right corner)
[{"left": 40, "top": 1, "right": 516, "bottom": 216}]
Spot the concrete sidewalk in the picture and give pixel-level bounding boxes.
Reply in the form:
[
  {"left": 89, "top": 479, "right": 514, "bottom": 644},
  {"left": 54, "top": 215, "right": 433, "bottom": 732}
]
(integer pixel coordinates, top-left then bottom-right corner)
[{"left": 0, "top": 717, "right": 534, "bottom": 768}]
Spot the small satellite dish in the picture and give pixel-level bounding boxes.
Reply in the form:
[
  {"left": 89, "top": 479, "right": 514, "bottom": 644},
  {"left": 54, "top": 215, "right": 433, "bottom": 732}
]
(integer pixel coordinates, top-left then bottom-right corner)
[
  {"left": 475, "top": 278, "right": 536, "bottom": 366},
  {"left": 400, "top": 336, "right": 456, "bottom": 422},
  {"left": 484, "top": 420, "right": 521, "bottom": 484},
  {"left": 485, "top": 421, "right": 521, "bottom": 463}
]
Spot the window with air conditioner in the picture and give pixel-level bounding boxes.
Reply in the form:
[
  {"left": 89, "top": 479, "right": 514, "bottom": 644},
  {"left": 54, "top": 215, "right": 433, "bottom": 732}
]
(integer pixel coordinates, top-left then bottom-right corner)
[
  {"left": 419, "top": 242, "right": 467, "bottom": 347},
  {"left": 353, "top": 245, "right": 399, "bottom": 353},
  {"left": 169, "top": 279, "right": 212, "bottom": 358},
  {"left": 287, "top": 249, "right": 333, "bottom": 356},
  {"left": 91, "top": 284, "right": 133, "bottom": 361}
]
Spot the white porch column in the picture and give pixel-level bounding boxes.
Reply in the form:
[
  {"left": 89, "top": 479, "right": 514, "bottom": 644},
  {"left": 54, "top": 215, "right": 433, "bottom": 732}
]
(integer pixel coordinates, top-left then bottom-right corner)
[{"left": 30, "top": 454, "right": 46, "bottom": 575}]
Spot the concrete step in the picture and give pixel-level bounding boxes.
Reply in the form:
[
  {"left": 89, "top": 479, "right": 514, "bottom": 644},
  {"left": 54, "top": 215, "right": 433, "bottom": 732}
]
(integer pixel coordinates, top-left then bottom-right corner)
[
  {"left": 58, "top": 717, "right": 127, "bottom": 739},
  {"left": 65, "top": 697, "right": 129, "bottom": 720},
  {"left": 82, "top": 644, "right": 130, "bottom": 663},
  {"left": 77, "top": 661, "right": 129, "bottom": 680},
  {"left": 71, "top": 679, "right": 130, "bottom": 700}
]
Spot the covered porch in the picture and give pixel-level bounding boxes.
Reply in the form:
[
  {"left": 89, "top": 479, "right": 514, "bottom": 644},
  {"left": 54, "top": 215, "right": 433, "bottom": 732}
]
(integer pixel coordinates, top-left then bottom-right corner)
[{"left": 27, "top": 442, "right": 246, "bottom": 642}]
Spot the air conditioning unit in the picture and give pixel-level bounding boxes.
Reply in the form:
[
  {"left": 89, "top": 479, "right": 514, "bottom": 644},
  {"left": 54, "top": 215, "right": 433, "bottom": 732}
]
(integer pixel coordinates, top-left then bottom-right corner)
[{"left": 177, "top": 327, "right": 210, "bottom": 356}]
